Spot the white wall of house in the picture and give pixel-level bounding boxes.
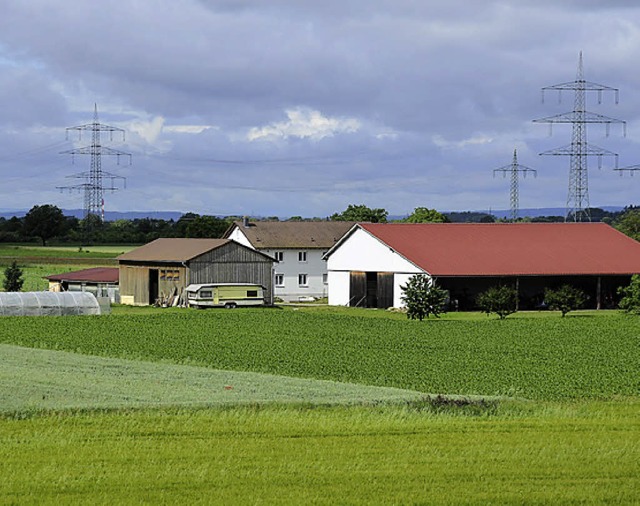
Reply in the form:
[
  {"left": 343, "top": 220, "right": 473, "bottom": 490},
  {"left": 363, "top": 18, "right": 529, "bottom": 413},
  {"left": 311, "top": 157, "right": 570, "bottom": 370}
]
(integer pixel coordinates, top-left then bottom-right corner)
[
  {"left": 263, "top": 248, "right": 328, "bottom": 301},
  {"left": 227, "top": 227, "right": 329, "bottom": 301},
  {"left": 327, "top": 227, "right": 425, "bottom": 307}
]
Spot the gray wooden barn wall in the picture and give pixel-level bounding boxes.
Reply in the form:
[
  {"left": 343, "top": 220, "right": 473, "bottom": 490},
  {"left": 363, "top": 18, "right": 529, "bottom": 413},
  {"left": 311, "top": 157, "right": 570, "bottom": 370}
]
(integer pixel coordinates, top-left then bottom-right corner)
[{"left": 189, "top": 242, "right": 275, "bottom": 304}]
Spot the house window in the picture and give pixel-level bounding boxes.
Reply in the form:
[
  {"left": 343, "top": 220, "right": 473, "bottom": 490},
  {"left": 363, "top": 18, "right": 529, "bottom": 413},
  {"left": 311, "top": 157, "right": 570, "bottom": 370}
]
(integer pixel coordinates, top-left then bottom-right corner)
[
  {"left": 298, "top": 251, "right": 307, "bottom": 262},
  {"left": 298, "top": 274, "right": 308, "bottom": 286},
  {"left": 323, "top": 273, "right": 328, "bottom": 284},
  {"left": 275, "top": 274, "right": 284, "bottom": 286},
  {"left": 274, "top": 251, "right": 284, "bottom": 262}
]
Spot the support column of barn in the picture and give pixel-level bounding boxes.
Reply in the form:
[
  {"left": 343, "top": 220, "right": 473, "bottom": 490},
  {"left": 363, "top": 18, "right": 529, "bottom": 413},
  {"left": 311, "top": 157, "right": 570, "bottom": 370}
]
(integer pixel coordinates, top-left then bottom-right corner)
[
  {"left": 596, "top": 276, "right": 601, "bottom": 310},
  {"left": 515, "top": 277, "right": 520, "bottom": 311}
]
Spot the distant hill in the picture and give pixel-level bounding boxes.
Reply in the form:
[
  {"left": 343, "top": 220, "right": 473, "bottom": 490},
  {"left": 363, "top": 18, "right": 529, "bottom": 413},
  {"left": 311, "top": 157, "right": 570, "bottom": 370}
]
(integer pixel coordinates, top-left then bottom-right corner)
[{"left": 0, "top": 209, "right": 185, "bottom": 221}]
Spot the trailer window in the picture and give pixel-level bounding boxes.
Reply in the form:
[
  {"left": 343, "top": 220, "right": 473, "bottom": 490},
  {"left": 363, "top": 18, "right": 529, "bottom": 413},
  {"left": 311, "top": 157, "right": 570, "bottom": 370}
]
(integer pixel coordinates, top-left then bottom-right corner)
[
  {"left": 247, "top": 290, "right": 258, "bottom": 297},
  {"left": 200, "top": 290, "right": 212, "bottom": 298}
]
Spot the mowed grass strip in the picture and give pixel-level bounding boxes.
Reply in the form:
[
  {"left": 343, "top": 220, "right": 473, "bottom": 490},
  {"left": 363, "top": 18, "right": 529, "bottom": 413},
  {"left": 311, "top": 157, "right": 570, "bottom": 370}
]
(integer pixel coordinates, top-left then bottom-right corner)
[
  {"left": 1, "top": 402, "right": 638, "bottom": 505},
  {"left": 0, "top": 344, "right": 425, "bottom": 413},
  {"left": 0, "top": 309, "right": 638, "bottom": 400}
]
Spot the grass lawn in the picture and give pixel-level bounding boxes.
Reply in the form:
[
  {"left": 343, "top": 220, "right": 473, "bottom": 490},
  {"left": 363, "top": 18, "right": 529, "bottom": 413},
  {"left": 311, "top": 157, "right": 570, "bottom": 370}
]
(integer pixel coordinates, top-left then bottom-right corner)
[{"left": 1, "top": 401, "right": 638, "bottom": 504}]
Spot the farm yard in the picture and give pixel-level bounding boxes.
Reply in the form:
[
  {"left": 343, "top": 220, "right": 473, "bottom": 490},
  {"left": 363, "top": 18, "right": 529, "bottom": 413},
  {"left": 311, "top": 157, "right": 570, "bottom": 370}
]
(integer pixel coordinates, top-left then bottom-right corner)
[{"left": 0, "top": 303, "right": 639, "bottom": 504}]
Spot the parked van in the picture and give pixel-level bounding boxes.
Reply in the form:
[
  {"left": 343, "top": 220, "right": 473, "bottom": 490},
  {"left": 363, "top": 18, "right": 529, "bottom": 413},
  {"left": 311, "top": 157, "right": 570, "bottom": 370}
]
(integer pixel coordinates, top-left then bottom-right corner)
[{"left": 186, "top": 283, "right": 265, "bottom": 309}]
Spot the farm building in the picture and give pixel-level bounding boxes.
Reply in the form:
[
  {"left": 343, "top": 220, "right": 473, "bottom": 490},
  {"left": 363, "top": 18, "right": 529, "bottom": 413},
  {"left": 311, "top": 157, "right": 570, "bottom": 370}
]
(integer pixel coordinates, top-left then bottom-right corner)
[
  {"left": 117, "top": 238, "right": 276, "bottom": 306},
  {"left": 224, "top": 219, "right": 354, "bottom": 301},
  {"left": 324, "top": 222, "right": 640, "bottom": 310},
  {"left": 45, "top": 267, "right": 120, "bottom": 303}
]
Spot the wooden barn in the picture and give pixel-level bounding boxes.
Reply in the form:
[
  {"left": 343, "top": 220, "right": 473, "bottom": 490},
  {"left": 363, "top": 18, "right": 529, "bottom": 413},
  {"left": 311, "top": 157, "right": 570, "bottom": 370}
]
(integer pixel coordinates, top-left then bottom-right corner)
[
  {"left": 325, "top": 222, "right": 640, "bottom": 310},
  {"left": 117, "top": 238, "right": 276, "bottom": 306}
]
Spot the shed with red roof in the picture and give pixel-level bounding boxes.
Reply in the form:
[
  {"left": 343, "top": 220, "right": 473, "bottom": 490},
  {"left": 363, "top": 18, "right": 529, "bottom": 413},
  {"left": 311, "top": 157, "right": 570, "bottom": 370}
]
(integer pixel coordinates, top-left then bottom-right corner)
[
  {"left": 324, "top": 223, "right": 640, "bottom": 310},
  {"left": 45, "top": 267, "right": 120, "bottom": 303}
]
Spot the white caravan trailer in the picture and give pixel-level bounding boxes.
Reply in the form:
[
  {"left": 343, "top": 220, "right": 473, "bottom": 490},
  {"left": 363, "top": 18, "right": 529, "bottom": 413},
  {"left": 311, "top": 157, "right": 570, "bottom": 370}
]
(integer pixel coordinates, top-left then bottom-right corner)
[{"left": 186, "top": 283, "right": 265, "bottom": 309}]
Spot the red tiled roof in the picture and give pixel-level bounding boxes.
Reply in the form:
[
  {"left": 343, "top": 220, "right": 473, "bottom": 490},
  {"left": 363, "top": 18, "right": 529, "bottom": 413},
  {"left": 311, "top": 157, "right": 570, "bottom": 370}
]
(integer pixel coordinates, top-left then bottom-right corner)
[
  {"left": 359, "top": 222, "right": 640, "bottom": 276},
  {"left": 45, "top": 267, "right": 119, "bottom": 283}
]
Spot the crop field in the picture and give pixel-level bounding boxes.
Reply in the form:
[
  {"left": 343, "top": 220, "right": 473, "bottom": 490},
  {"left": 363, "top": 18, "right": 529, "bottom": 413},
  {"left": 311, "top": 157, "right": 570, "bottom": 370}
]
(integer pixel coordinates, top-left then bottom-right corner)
[
  {"left": 0, "top": 244, "right": 133, "bottom": 259},
  {"left": 1, "top": 307, "right": 639, "bottom": 504},
  {"left": 0, "top": 308, "right": 638, "bottom": 400}
]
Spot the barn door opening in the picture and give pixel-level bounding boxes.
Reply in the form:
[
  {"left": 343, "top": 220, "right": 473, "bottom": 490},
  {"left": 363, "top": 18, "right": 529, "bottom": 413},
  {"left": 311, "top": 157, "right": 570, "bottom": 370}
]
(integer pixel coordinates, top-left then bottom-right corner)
[
  {"left": 350, "top": 271, "right": 393, "bottom": 308},
  {"left": 149, "top": 269, "right": 159, "bottom": 305},
  {"left": 376, "top": 272, "right": 393, "bottom": 309},
  {"left": 349, "top": 272, "right": 366, "bottom": 307}
]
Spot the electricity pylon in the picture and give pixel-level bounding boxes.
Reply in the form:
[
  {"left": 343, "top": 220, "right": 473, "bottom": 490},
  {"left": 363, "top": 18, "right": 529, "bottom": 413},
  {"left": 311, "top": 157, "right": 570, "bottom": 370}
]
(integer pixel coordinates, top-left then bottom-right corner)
[
  {"left": 58, "top": 104, "right": 131, "bottom": 221},
  {"left": 492, "top": 149, "right": 536, "bottom": 222},
  {"left": 614, "top": 164, "right": 640, "bottom": 177},
  {"left": 533, "top": 52, "right": 625, "bottom": 222}
]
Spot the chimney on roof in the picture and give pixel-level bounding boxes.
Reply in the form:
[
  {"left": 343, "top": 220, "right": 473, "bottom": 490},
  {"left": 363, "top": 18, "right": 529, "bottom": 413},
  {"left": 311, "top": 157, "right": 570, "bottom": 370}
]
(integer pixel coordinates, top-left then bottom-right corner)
[{"left": 243, "top": 216, "right": 250, "bottom": 228}]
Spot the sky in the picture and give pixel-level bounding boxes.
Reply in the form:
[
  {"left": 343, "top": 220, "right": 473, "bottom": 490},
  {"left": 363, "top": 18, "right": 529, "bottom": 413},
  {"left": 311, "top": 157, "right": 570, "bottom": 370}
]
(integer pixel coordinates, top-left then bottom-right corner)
[{"left": 1, "top": 0, "right": 640, "bottom": 219}]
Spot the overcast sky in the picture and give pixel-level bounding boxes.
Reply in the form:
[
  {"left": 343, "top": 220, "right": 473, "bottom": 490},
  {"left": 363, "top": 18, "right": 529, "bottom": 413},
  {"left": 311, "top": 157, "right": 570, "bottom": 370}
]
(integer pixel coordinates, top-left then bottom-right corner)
[{"left": 1, "top": 0, "right": 640, "bottom": 218}]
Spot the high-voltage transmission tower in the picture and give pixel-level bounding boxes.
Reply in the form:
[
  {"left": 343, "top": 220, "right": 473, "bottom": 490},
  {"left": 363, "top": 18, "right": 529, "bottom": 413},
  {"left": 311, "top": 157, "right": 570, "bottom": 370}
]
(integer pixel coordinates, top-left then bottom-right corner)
[
  {"left": 533, "top": 52, "right": 625, "bottom": 222},
  {"left": 614, "top": 163, "right": 640, "bottom": 177},
  {"left": 58, "top": 104, "right": 131, "bottom": 221},
  {"left": 492, "top": 149, "right": 536, "bottom": 222}
]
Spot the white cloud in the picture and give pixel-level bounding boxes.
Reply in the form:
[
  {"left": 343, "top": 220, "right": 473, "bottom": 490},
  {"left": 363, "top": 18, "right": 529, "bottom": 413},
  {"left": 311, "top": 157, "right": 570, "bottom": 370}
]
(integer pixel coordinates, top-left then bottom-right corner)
[
  {"left": 432, "top": 134, "right": 495, "bottom": 149},
  {"left": 247, "top": 107, "right": 361, "bottom": 141},
  {"left": 164, "top": 125, "right": 215, "bottom": 134},
  {"left": 126, "top": 116, "right": 165, "bottom": 144}
]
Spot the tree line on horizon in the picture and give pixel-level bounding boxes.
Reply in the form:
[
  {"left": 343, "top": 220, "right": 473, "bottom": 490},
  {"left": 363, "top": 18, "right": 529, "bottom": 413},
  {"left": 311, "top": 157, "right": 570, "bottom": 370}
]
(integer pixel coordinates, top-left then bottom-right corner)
[{"left": 0, "top": 203, "right": 638, "bottom": 246}]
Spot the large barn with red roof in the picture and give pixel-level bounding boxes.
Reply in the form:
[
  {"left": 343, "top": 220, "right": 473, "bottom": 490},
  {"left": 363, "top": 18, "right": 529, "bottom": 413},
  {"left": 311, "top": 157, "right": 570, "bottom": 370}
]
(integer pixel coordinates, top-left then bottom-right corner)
[{"left": 324, "top": 222, "right": 640, "bottom": 310}]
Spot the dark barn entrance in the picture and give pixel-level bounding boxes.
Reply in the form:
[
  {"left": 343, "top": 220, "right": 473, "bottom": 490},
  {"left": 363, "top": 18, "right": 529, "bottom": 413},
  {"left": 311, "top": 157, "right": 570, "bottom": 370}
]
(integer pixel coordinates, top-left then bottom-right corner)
[
  {"left": 349, "top": 271, "right": 393, "bottom": 308},
  {"left": 148, "top": 269, "right": 159, "bottom": 305}
]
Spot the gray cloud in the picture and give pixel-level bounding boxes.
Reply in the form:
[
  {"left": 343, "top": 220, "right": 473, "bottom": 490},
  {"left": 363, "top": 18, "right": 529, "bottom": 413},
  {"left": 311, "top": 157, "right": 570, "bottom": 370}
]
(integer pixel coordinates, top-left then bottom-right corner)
[{"left": 0, "top": 0, "right": 639, "bottom": 217}]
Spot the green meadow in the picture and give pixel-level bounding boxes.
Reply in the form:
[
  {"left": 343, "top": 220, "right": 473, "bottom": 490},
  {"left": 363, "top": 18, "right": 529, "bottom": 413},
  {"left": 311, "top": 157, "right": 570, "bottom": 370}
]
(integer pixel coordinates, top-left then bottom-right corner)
[{"left": 0, "top": 305, "right": 639, "bottom": 504}]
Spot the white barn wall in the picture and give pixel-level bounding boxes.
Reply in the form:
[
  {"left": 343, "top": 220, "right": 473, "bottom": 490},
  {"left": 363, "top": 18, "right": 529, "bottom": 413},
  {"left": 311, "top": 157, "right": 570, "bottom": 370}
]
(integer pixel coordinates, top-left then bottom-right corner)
[
  {"left": 328, "top": 271, "right": 350, "bottom": 305},
  {"left": 327, "top": 227, "right": 426, "bottom": 307}
]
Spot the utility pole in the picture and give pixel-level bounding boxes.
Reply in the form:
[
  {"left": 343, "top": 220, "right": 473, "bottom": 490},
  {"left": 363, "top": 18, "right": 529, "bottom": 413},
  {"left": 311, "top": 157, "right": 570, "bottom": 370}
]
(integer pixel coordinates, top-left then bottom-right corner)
[
  {"left": 533, "top": 52, "right": 625, "bottom": 222},
  {"left": 58, "top": 104, "right": 131, "bottom": 221},
  {"left": 492, "top": 149, "right": 536, "bottom": 222}
]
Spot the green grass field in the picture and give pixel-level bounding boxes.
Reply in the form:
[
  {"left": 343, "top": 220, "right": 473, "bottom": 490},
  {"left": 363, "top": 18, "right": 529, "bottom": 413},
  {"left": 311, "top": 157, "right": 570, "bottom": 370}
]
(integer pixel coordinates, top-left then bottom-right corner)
[
  {"left": 0, "top": 306, "right": 639, "bottom": 504},
  {"left": 0, "top": 243, "right": 131, "bottom": 291}
]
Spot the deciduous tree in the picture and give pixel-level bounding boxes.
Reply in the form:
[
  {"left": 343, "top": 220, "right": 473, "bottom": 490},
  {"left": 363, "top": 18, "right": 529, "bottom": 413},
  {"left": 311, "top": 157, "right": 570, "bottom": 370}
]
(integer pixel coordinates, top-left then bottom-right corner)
[
  {"left": 476, "top": 285, "right": 518, "bottom": 319},
  {"left": 23, "top": 205, "right": 67, "bottom": 246},
  {"left": 400, "top": 274, "right": 448, "bottom": 320},
  {"left": 330, "top": 204, "right": 388, "bottom": 223},
  {"left": 402, "top": 207, "right": 448, "bottom": 223},
  {"left": 618, "top": 274, "right": 640, "bottom": 315},
  {"left": 544, "top": 285, "right": 587, "bottom": 317}
]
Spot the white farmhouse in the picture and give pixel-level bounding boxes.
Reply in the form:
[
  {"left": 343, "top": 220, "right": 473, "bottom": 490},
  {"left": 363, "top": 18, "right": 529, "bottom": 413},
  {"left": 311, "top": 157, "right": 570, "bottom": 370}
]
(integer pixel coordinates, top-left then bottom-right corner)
[{"left": 225, "top": 220, "right": 354, "bottom": 302}]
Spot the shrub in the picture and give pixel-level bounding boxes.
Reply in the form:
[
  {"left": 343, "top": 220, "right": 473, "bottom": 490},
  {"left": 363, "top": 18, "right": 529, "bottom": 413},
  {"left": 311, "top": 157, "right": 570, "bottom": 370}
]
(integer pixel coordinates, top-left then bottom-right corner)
[
  {"left": 618, "top": 274, "right": 640, "bottom": 315},
  {"left": 544, "top": 285, "right": 587, "bottom": 317},
  {"left": 476, "top": 285, "right": 517, "bottom": 319},
  {"left": 400, "top": 274, "right": 448, "bottom": 320}
]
